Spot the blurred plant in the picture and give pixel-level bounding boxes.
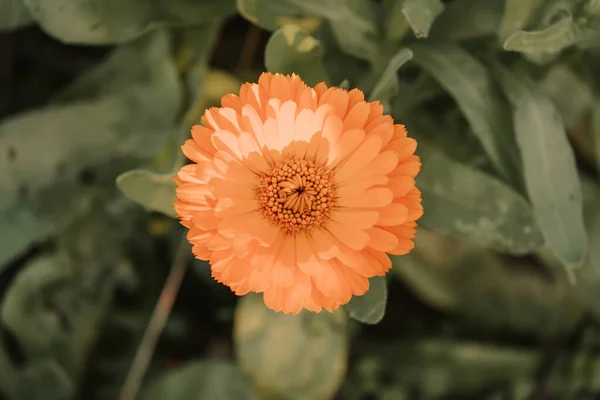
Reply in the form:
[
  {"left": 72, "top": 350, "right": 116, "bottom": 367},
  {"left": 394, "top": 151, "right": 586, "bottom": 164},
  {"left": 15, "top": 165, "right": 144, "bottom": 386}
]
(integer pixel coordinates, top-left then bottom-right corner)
[{"left": 1, "top": 0, "right": 600, "bottom": 399}]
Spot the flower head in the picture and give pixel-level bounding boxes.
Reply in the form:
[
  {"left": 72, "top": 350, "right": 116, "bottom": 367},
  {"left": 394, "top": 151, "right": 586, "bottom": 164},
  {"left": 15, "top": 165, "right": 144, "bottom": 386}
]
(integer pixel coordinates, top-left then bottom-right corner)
[{"left": 174, "top": 72, "right": 423, "bottom": 314}]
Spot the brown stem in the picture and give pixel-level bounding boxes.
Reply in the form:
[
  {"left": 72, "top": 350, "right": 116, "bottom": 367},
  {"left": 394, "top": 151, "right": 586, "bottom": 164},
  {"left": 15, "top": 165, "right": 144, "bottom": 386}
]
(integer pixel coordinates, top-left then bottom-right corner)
[{"left": 118, "top": 235, "right": 191, "bottom": 400}]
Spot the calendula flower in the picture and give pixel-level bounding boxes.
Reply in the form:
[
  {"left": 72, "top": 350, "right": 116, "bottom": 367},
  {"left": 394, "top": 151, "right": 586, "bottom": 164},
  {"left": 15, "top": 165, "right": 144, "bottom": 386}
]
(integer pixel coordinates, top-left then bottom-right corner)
[{"left": 174, "top": 72, "right": 422, "bottom": 314}]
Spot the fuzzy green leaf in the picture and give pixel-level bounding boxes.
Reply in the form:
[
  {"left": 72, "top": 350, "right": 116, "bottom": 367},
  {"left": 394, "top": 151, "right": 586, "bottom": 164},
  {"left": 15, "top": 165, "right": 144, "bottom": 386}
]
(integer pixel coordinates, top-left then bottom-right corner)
[
  {"left": 498, "top": 0, "right": 539, "bottom": 42},
  {"left": 503, "top": 9, "right": 600, "bottom": 54},
  {"left": 401, "top": 0, "right": 444, "bottom": 39},
  {"left": 238, "top": 0, "right": 376, "bottom": 62},
  {"left": 416, "top": 144, "right": 544, "bottom": 254},
  {"left": 236, "top": 0, "right": 303, "bottom": 31},
  {"left": 494, "top": 65, "right": 587, "bottom": 267},
  {"left": 346, "top": 276, "right": 387, "bottom": 325},
  {"left": 116, "top": 170, "right": 177, "bottom": 218},
  {"left": 429, "top": 0, "right": 504, "bottom": 41},
  {"left": 594, "top": 103, "right": 600, "bottom": 168},
  {"left": 0, "top": 30, "right": 181, "bottom": 266},
  {"left": 22, "top": 0, "right": 236, "bottom": 44},
  {"left": 140, "top": 359, "right": 259, "bottom": 400},
  {"left": 16, "top": 361, "right": 74, "bottom": 400},
  {"left": 265, "top": 25, "right": 329, "bottom": 86},
  {"left": 0, "top": 0, "right": 33, "bottom": 30},
  {"left": 369, "top": 48, "right": 413, "bottom": 103},
  {"left": 410, "top": 43, "right": 522, "bottom": 187},
  {"left": 541, "top": 64, "right": 594, "bottom": 128}
]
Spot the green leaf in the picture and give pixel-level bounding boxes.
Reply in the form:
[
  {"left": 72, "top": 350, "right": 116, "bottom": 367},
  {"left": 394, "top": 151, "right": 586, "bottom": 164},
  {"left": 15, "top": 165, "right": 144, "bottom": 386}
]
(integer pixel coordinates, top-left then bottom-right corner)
[
  {"left": 572, "top": 177, "right": 600, "bottom": 319},
  {"left": 368, "top": 48, "right": 413, "bottom": 103},
  {"left": 504, "top": 15, "right": 574, "bottom": 53},
  {"left": 0, "top": 0, "right": 33, "bottom": 30},
  {"left": 1, "top": 255, "right": 72, "bottom": 360},
  {"left": 0, "top": 30, "right": 181, "bottom": 266},
  {"left": 290, "top": 0, "right": 377, "bottom": 62},
  {"left": 319, "top": 24, "right": 371, "bottom": 88},
  {"left": 233, "top": 294, "right": 348, "bottom": 399},
  {"left": 540, "top": 64, "right": 594, "bottom": 128},
  {"left": 498, "top": 0, "right": 540, "bottom": 42},
  {"left": 503, "top": 10, "right": 600, "bottom": 54},
  {"left": 410, "top": 43, "right": 522, "bottom": 187},
  {"left": 2, "top": 250, "right": 118, "bottom": 377},
  {"left": 416, "top": 143, "right": 544, "bottom": 254},
  {"left": 22, "top": 0, "right": 236, "bottom": 44},
  {"left": 265, "top": 25, "right": 329, "bottom": 86},
  {"left": 346, "top": 276, "right": 387, "bottom": 324},
  {"left": 594, "top": 103, "right": 600, "bottom": 169},
  {"left": 237, "top": 0, "right": 376, "bottom": 62},
  {"left": 384, "top": 0, "right": 410, "bottom": 42},
  {"left": 0, "top": 339, "right": 17, "bottom": 400},
  {"left": 116, "top": 170, "right": 177, "bottom": 218},
  {"left": 390, "top": 251, "right": 460, "bottom": 311},
  {"left": 139, "top": 359, "right": 259, "bottom": 400},
  {"left": 401, "top": 0, "right": 444, "bottom": 39},
  {"left": 0, "top": 102, "right": 124, "bottom": 267},
  {"left": 16, "top": 360, "right": 74, "bottom": 400},
  {"left": 494, "top": 65, "right": 587, "bottom": 267},
  {"left": 429, "top": 0, "right": 505, "bottom": 41},
  {"left": 236, "top": 0, "right": 304, "bottom": 31}
]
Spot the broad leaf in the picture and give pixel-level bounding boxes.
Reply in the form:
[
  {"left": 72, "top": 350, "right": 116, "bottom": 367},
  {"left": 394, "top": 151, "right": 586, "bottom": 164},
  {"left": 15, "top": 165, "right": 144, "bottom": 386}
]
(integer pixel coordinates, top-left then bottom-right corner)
[
  {"left": 540, "top": 64, "right": 594, "bottom": 128},
  {"left": 287, "top": 0, "right": 376, "bottom": 62},
  {"left": 1, "top": 255, "right": 72, "bottom": 360},
  {"left": 22, "top": 0, "right": 236, "bottom": 44},
  {"left": 16, "top": 361, "right": 74, "bottom": 400},
  {"left": 0, "top": 30, "right": 181, "bottom": 266},
  {"left": 233, "top": 294, "right": 348, "bottom": 399},
  {"left": 573, "top": 177, "right": 600, "bottom": 319},
  {"left": 140, "top": 359, "right": 259, "bottom": 400},
  {"left": 429, "top": 0, "right": 505, "bottom": 41},
  {"left": 116, "top": 170, "right": 177, "bottom": 218},
  {"left": 238, "top": 0, "right": 376, "bottom": 62},
  {"left": 0, "top": 340, "right": 17, "bottom": 400},
  {"left": 503, "top": 6, "right": 600, "bottom": 54},
  {"left": 594, "top": 103, "right": 600, "bottom": 169},
  {"left": 0, "top": 0, "right": 32, "bottom": 30},
  {"left": 410, "top": 43, "right": 522, "bottom": 187},
  {"left": 265, "top": 25, "right": 329, "bottom": 86},
  {"left": 368, "top": 48, "right": 413, "bottom": 103},
  {"left": 494, "top": 65, "right": 587, "bottom": 266},
  {"left": 498, "top": 0, "right": 539, "bottom": 42},
  {"left": 346, "top": 276, "right": 388, "bottom": 324},
  {"left": 384, "top": 0, "right": 410, "bottom": 42},
  {"left": 416, "top": 143, "right": 544, "bottom": 254},
  {"left": 236, "top": 0, "right": 307, "bottom": 31},
  {"left": 401, "top": 0, "right": 444, "bottom": 39}
]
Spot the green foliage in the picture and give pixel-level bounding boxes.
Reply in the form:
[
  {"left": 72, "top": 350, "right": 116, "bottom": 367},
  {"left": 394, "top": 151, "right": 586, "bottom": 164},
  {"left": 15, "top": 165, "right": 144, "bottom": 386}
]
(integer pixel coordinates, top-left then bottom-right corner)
[
  {"left": 116, "top": 170, "right": 177, "bottom": 218},
  {"left": 233, "top": 294, "right": 348, "bottom": 400},
  {"left": 264, "top": 25, "right": 329, "bottom": 86},
  {"left": 21, "top": 0, "right": 236, "bottom": 44},
  {"left": 2, "top": 0, "right": 600, "bottom": 399},
  {"left": 368, "top": 48, "right": 413, "bottom": 103},
  {"left": 494, "top": 64, "right": 587, "bottom": 266},
  {"left": 0, "top": 0, "right": 32, "bottom": 30},
  {"left": 415, "top": 144, "right": 543, "bottom": 254},
  {"left": 139, "top": 359, "right": 259, "bottom": 400},
  {"left": 346, "top": 276, "right": 387, "bottom": 324},
  {"left": 410, "top": 43, "right": 522, "bottom": 187},
  {"left": 401, "top": 0, "right": 444, "bottom": 39}
]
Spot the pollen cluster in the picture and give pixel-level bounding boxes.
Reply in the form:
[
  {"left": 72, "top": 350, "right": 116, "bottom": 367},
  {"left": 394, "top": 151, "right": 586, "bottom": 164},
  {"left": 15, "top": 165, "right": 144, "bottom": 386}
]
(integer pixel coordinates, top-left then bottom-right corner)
[{"left": 255, "top": 157, "right": 336, "bottom": 235}]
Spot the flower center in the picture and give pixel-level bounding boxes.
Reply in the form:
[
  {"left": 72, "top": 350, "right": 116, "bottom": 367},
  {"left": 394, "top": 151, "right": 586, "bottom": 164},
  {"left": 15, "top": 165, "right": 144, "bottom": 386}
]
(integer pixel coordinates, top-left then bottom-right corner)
[{"left": 255, "top": 157, "right": 336, "bottom": 235}]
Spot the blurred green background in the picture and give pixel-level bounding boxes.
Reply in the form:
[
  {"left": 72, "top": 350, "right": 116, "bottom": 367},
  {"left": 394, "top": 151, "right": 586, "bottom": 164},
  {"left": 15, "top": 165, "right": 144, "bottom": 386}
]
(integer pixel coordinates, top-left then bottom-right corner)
[{"left": 2, "top": 0, "right": 600, "bottom": 399}]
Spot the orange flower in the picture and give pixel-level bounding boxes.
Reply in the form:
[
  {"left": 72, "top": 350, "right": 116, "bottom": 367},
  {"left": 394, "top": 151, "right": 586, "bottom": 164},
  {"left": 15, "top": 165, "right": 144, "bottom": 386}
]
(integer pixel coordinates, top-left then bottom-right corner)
[{"left": 174, "top": 72, "right": 423, "bottom": 314}]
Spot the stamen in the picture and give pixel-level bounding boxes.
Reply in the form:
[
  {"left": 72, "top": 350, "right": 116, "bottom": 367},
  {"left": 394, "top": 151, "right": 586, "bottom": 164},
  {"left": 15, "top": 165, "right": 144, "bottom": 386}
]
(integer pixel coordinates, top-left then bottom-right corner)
[{"left": 255, "top": 157, "right": 336, "bottom": 235}]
